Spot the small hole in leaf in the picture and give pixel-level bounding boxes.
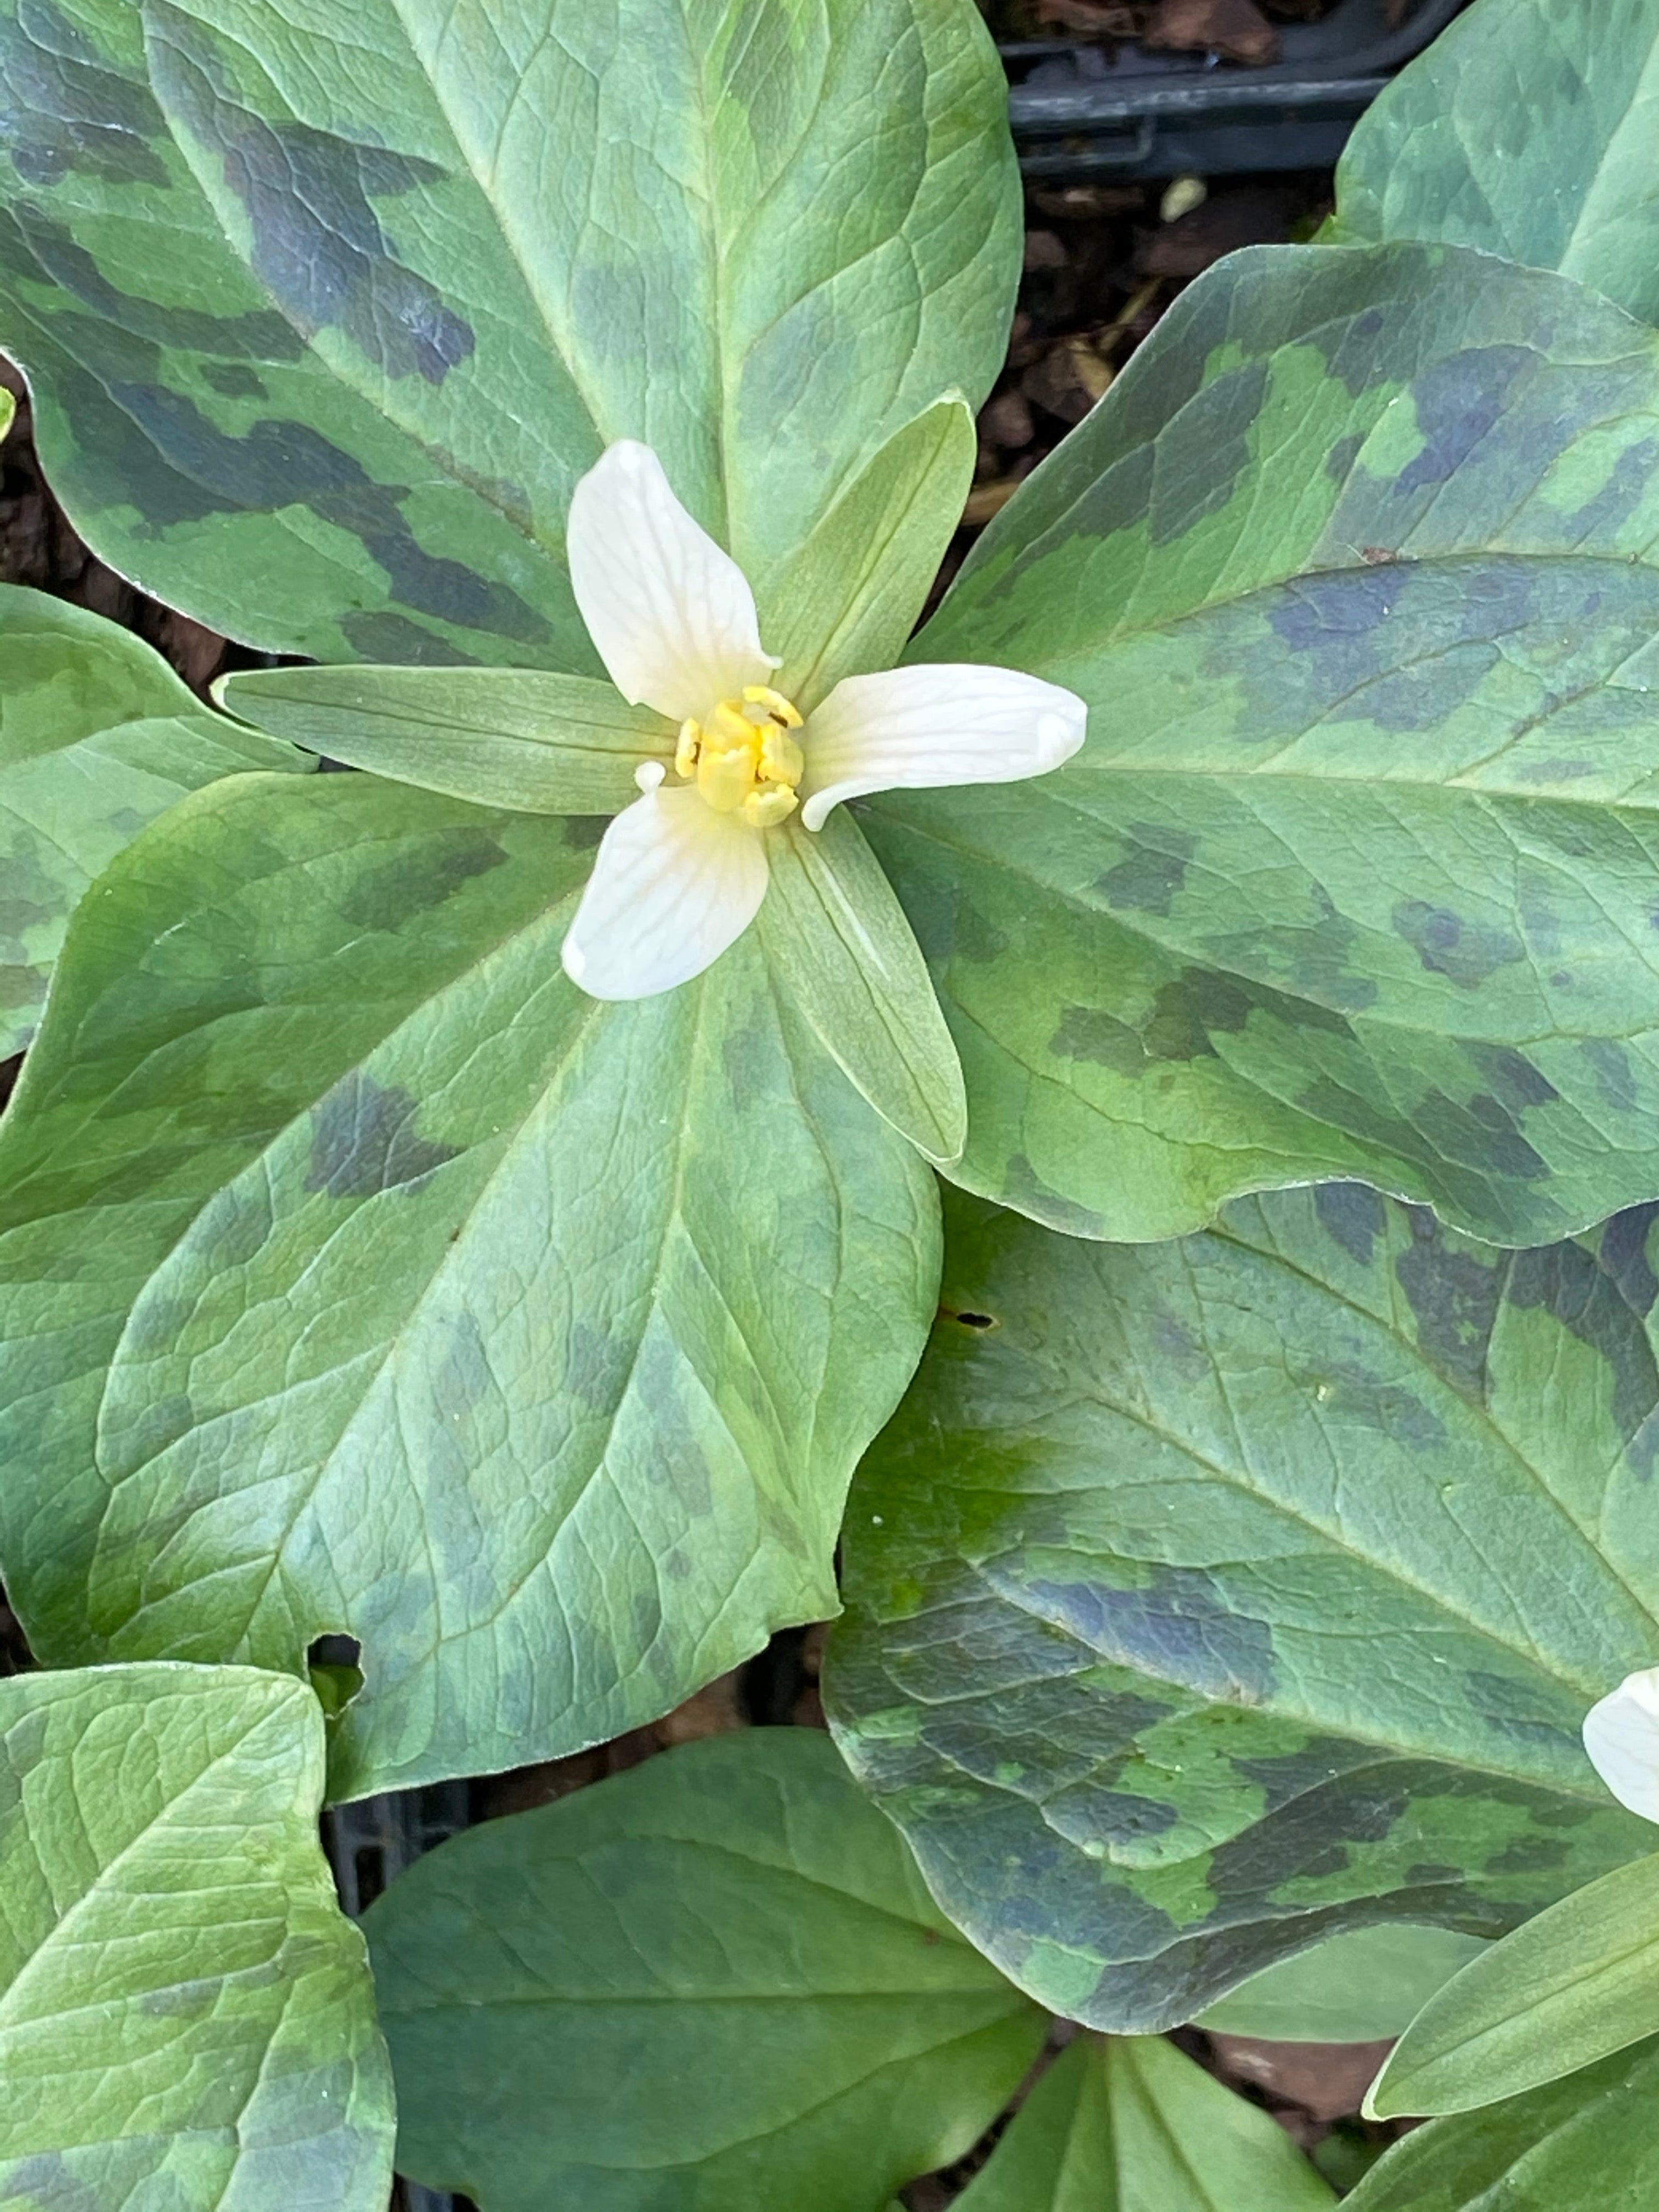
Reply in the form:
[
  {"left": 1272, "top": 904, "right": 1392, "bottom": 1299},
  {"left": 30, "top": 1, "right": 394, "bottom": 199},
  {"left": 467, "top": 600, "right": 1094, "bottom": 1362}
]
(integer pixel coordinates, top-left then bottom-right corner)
[
  {"left": 952, "top": 1311, "right": 998, "bottom": 1330},
  {"left": 307, "top": 1632, "right": 364, "bottom": 1719}
]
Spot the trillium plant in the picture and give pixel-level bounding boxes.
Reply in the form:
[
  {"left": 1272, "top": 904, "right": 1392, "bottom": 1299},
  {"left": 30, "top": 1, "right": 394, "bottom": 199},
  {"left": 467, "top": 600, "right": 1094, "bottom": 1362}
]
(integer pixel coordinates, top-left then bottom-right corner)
[
  {"left": 12, "top": 0, "right": 1659, "bottom": 2204},
  {"left": 555, "top": 439, "right": 1084, "bottom": 1009}
]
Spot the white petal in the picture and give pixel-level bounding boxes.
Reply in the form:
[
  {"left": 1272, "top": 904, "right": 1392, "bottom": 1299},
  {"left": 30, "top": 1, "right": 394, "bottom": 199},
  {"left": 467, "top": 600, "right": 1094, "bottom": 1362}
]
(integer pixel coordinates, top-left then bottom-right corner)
[
  {"left": 1584, "top": 1667, "right": 1659, "bottom": 1823},
  {"left": 560, "top": 774, "right": 769, "bottom": 1001},
  {"left": 567, "top": 442, "right": 776, "bottom": 723},
  {"left": 799, "top": 663, "right": 1086, "bottom": 831}
]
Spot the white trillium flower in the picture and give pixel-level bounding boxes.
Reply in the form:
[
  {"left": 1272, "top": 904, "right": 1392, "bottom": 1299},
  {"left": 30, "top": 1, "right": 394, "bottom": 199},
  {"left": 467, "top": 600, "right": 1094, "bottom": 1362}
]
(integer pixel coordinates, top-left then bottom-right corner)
[
  {"left": 1584, "top": 1667, "right": 1659, "bottom": 1823},
  {"left": 558, "top": 441, "right": 1087, "bottom": 1001}
]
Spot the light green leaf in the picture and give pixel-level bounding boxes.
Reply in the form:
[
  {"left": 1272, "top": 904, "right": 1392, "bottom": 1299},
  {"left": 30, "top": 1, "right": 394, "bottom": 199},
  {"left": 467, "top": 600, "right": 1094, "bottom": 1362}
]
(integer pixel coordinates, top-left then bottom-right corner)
[
  {"left": 1332, "top": 0, "right": 1659, "bottom": 326},
  {"left": 364, "top": 1729, "right": 1048, "bottom": 2212},
  {"left": 0, "top": 1662, "right": 393, "bottom": 2210},
  {"left": 1344, "top": 2036, "right": 1659, "bottom": 2210},
  {"left": 0, "top": 585, "right": 309, "bottom": 1057},
  {"left": 759, "top": 806, "right": 967, "bottom": 1162},
  {"left": 1368, "top": 1852, "right": 1659, "bottom": 2117},
  {"left": 0, "top": 0, "right": 1017, "bottom": 664},
  {"left": 0, "top": 772, "right": 939, "bottom": 1800},
  {"left": 1196, "top": 1925, "right": 1489, "bottom": 2044},
  {"left": 952, "top": 2035, "right": 1335, "bottom": 2212},
  {"left": 887, "top": 239, "right": 1659, "bottom": 1244},
  {"left": 219, "top": 664, "right": 670, "bottom": 813},
  {"left": 825, "top": 1184, "right": 1659, "bottom": 2032},
  {"left": 764, "top": 395, "right": 978, "bottom": 711}
]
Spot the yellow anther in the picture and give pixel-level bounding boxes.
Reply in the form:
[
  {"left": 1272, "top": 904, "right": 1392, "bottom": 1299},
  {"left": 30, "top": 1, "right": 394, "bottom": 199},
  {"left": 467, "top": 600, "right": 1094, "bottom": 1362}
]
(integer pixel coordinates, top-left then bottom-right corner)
[
  {"left": 743, "top": 684, "right": 803, "bottom": 729},
  {"left": 741, "top": 784, "right": 799, "bottom": 828},
  {"left": 678, "top": 686, "right": 805, "bottom": 828},
  {"left": 697, "top": 740, "right": 758, "bottom": 813},
  {"left": 758, "top": 724, "right": 805, "bottom": 787}
]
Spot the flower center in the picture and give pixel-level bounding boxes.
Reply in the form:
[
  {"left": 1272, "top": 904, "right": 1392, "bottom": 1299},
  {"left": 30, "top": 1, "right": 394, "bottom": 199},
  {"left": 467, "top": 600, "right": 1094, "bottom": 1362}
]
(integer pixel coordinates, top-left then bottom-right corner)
[{"left": 675, "top": 686, "right": 804, "bottom": 828}]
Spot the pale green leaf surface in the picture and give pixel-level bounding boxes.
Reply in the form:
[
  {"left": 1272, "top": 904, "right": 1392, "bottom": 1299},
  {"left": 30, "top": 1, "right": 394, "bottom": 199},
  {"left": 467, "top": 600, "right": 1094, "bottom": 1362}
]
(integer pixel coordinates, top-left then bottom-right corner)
[
  {"left": 0, "top": 774, "right": 939, "bottom": 1800},
  {"left": 0, "top": 0, "right": 1017, "bottom": 664},
  {"left": 219, "top": 664, "right": 671, "bottom": 813},
  {"left": 1344, "top": 2035, "right": 1659, "bottom": 2210},
  {"left": 885, "top": 240, "right": 1659, "bottom": 1243},
  {"left": 0, "top": 585, "right": 308, "bottom": 1056},
  {"left": 1195, "top": 1925, "right": 1488, "bottom": 2043},
  {"left": 0, "top": 1662, "right": 393, "bottom": 2211},
  {"left": 1333, "top": 0, "right": 1659, "bottom": 325},
  {"left": 364, "top": 1729, "right": 1048, "bottom": 2212},
  {"left": 759, "top": 806, "right": 967, "bottom": 1162},
  {"left": 952, "top": 2035, "right": 1335, "bottom": 2212},
  {"left": 825, "top": 1184, "right": 1659, "bottom": 2030},
  {"left": 1369, "top": 1852, "right": 1659, "bottom": 2117}
]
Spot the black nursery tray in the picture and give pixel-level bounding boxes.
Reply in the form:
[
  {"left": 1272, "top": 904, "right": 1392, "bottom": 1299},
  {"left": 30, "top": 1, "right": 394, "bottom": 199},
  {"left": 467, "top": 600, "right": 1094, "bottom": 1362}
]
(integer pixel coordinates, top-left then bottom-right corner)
[{"left": 1003, "top": 0, "right": 1469, "bottom": 178}]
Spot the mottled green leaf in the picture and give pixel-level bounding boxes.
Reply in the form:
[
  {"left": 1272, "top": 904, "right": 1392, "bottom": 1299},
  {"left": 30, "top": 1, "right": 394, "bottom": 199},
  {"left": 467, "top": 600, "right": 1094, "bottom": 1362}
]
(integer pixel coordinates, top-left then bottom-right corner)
[
  {"left": 0, "top": 1662, "right": 393, "bottom": 2210},
  {"left": 953, "top": 2035, "right": 1335, "bottom": 2212},
  {"left": 219, "top": 664, "right": 670, "bottom": 813},
  {"left": 0, "top": 773, "right": 938, "bottom": 1800},
  {"left": 365, "top": 1729, "right": 1048, "bottom": 2212},
  {"left": 759, "top": 808, "right": 967, "bottom": 1163},
  {"left": 1368, "top": 1852, "right": 1659, "bottom": 2117},
  {"left": 825, "top": 1184, "right": 1659, "bottom": 2031},
  {"left": 885, "top": 240, "right": 1659, "bottom": 1243},
  {"left": 1332, "top": 0, "right": 1659, "bottom": 326},
  {"left": 0, "top": 0, "right": 1016, "bottom": 665},
  {"left": 1345, "top": 2036, "right": 1659, "bottom": 2211},
  {"left": 1195, "top": 1923, "right": 1487, "bottom": 2043},
  {"left": 0, "top": 585, "right": 307, "bottom": 1056}
]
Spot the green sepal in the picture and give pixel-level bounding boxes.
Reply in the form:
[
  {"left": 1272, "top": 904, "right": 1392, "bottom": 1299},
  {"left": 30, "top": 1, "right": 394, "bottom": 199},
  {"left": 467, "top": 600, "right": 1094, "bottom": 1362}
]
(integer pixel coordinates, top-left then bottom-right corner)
[
  {"left": 759, "top": 807, "right": 968, "bottom": 1164},
  {"left": 1367, "top": 1851, "right": 1659, "bottom": 2118},
  {"left": 219, "top": 665, "right": 669, "bottom": 814}
]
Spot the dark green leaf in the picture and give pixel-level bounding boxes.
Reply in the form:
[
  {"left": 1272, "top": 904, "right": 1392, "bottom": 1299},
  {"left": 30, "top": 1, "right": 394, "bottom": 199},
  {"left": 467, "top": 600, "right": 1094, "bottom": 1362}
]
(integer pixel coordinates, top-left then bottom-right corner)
[
  {"left": 1332, "top": 0, "right": 1659, "bottom": 326},
  {"left": 825, "top": 1184, "right": 1659, "bottom": 2030},
  {"left": 0, "top": 773, "right": 939, "bottom": 1799},
  {"left": 365, "top": 1729, "right": 1048, "bottom": 2212},
  {"left": 0, "top": 585, "right": 308, "bottom": 1055},
  {"left": 887, "top": 241, "right": 1659, "bottom": 1243},
  {"left": 1344, "top": 2035, "right": 1659, "bottom": 2211},
  {"left": 952, "top": 2035, "right": 1335, "bottom": 2211},
  {"left": 0, "top": 0, "right": 1017, "bottom": 664},
  {"left": 1368, "top": 1852, "right": 1659, "bottom": 2116},
  {"left": 0, "top": 1662, "right": 393, "bottom": 2209}
]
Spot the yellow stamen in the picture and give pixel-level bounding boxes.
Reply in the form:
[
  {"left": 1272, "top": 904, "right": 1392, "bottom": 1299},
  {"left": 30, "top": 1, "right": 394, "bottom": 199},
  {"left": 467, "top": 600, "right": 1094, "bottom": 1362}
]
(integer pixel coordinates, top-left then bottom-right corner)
[
  {"left": 676, "top": 685, "right": 805, "bottom": 829},
  {"left": 742, "top": 785, "right": 799, "bottom": 828},
  {"left": 743, "top": 684, "right": 803, "bottom": 729}
]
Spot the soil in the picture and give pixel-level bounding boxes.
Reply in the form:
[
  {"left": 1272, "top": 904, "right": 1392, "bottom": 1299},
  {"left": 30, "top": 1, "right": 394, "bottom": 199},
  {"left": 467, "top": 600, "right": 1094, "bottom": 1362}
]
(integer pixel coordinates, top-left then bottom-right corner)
[{"left": 2, "top": 161, "right": 1410, "bottom": 2205}]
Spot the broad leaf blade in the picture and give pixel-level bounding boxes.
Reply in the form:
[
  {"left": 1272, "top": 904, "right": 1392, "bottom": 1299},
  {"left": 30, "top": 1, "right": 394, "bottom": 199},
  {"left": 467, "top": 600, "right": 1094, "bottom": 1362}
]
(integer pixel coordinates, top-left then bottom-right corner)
[
  {"left": 220, "top": 665, "right": 670, "bottom": 813},
  {"left": 0, "top": 585, "right": 308, "bottom": 1056},
  {"left": 953, "top": 2036, "right": 1335, "bottom": 2212},
  {"left": 1345, "top": 2036, "right": 1659, "bottom": 2211},
  {"left": 1332, "top": 0, "right": 1659, "bottom": 325},
  {"left": 1369, "top": 1853, "right": 1659, "bottom": 2117},
  {"left": 825, "top": 1184, "right": 1659, "bottom": 2030},
  {"left": 884, "top": 242, "right": 1659, "bottom": 1242},
  {"left": 0, "top": 1662, "right": 393, "bottom": 2210},
  {"left": 759, "top": 808, "right": 967, "bottom": 1163},
  {"left": 0, "top": 0, "right": 1017, "bottom": 662},
  {"left": 364, "top": 1729, "right": 1048, "bottom": 2212},
  {"left": 1196, "top": 1925, "right": 1488, "bottom": 2043},
  {"left": 0, "top": 772, "right": 939, "bottom": 1800}
]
